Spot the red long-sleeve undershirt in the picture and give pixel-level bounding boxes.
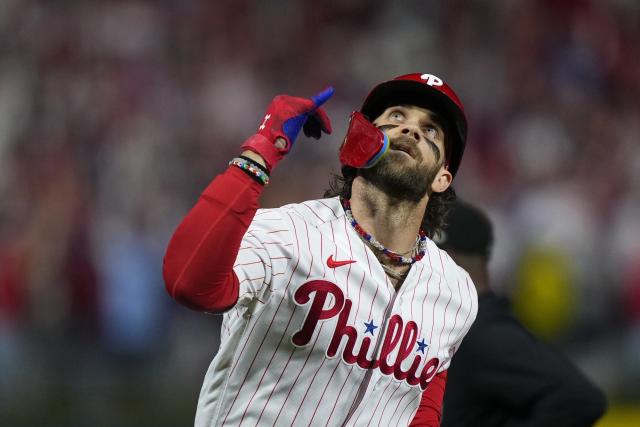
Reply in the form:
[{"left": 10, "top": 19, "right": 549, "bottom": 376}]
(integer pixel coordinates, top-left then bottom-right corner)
[
  {"left": 162, "top": 165, "right": 446, "bottom": 424},
  {"left": 411, "top": 370, "right": 447, "bottom": 426},
  {"left": 162, "top": 166, "right": 263, "bottom": 312}
]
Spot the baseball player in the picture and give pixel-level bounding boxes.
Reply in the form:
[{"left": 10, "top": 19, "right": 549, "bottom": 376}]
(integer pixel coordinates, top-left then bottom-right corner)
[{"left": 163, "top": 73, "right": 478, "bottom": 426}]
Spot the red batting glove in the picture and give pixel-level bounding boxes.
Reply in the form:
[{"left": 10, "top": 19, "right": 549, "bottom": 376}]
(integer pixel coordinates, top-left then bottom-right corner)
[{"left": 241, "top": 87, "right": 334, "bottom": 171}]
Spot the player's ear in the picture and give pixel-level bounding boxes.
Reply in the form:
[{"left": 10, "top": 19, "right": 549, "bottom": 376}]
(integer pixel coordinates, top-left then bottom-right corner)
[{"left": 431, "top": 167, "right": 452, "bottom": 193}]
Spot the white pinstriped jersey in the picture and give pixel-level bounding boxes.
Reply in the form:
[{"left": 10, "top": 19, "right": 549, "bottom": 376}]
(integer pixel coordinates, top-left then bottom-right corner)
[{"left": 195, "top": 197, "right": 478, "bottom": 427}]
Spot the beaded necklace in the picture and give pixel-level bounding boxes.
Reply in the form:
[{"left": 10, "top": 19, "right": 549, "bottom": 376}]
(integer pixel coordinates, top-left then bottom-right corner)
[{"left": 341, "top": 198, "right": 427, "bottom": 265}]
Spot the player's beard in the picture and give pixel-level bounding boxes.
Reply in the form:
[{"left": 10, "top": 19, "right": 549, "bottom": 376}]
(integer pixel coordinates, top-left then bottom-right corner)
[{"left": 359, "top": 137, "right": 440, "bottom": 203}]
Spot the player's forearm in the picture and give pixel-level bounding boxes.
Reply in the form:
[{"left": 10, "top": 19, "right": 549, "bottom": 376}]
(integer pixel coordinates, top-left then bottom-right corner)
[{"left": 162, "top": 166, "right": 263, "bottom": 312}]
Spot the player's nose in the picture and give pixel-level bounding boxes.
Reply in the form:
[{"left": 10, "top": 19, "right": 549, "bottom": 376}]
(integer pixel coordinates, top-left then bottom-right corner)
[{"left": 400, "top": 126, "right": 421, "bottom": 143}]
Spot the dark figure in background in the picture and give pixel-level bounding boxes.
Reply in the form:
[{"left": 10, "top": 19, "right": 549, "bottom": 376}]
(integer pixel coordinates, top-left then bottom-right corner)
[{"left": 437, "top": 200, "right": 607, "bottom": 427}]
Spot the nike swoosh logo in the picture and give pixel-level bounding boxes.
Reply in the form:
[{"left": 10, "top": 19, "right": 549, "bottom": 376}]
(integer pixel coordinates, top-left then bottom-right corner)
[{"left": 327, "top": 255, "right": 356, "bottom": 268}]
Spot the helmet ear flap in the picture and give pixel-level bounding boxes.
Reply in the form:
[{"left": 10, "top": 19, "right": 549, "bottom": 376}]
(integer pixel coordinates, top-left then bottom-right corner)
[{"left": 339, "top": 112, "right": 389, "bottom": 169}]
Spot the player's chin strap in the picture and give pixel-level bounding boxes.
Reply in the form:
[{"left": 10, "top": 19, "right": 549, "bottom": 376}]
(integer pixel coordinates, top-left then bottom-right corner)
[{"left": 339, "top": 111, "right": 389, "bottom": 169}]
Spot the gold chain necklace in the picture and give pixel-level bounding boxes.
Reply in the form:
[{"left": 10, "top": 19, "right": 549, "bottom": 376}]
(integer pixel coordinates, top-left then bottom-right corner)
[{"left": 380, "top": 263, "right": 409, "bottom": 280}]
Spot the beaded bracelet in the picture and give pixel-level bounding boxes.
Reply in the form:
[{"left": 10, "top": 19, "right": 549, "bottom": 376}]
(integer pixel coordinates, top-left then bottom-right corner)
[
  {"left": 229, "top": 157, "right": 270, "bottom": 186},
  {"left": 239, "top": 155, "right": 269, "bottom": 174}
]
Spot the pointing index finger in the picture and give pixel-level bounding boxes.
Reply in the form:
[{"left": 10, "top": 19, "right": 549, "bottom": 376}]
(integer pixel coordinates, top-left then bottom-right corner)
[{"left": 311, "top": 86, "right": 335, "bottom": 108}]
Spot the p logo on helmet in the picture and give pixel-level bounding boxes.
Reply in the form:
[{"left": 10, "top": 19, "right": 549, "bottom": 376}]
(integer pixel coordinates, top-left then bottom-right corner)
[{"left": 420, "top": 74, "right": 444, "bottom": 87}]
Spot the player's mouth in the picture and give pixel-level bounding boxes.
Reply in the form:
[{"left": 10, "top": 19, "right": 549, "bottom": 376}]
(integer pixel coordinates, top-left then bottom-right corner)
[{"left": 390, "top": 137, "right": 417, "bottom": 159}]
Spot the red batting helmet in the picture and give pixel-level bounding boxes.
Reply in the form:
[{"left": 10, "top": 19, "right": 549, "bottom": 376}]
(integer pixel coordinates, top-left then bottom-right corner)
[{"left": 360, "top": 73, "right": 467, "bottom": 177}]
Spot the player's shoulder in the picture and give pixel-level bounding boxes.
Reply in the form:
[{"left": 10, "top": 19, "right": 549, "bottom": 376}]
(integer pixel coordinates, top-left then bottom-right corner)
[
  {"left": 426, "top": 239, "right": 479, "bottom": 321},
  {"left": 278, "top": 196, "right": 345, "bottom": 226},
  {"left": 425, "top": 238, "right": 476, "bottom": 288},
  {"left": 249, "top": 197, "right": 343, "bottom": 236}
]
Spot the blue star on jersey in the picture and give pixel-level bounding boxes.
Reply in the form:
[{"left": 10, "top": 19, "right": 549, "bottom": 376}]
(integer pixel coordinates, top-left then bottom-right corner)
[
  {"left": 363, "top": 320, "right": 378, "bottom": 335},
  {"left": 416, "top": 338, "right": 428, "bottom": 354}
]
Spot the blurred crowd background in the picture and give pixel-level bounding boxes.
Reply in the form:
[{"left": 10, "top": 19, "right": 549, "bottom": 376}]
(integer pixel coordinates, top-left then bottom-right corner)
[{"left": 1, "top": 0, "right": 639, "bottom": 425}]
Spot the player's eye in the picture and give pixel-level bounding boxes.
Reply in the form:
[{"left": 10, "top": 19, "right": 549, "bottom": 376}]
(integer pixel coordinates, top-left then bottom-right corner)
[
  {"left": 389, "top": 110, "right": 405, "bottom": 121},
  {"left": 423, "top": 125, "right": 439, "bottom": 140}
]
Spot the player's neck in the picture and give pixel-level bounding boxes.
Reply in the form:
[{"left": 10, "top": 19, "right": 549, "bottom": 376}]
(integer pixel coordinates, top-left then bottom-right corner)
[{"left": 349, "top": 177, "right": 429, "bottom": 256}]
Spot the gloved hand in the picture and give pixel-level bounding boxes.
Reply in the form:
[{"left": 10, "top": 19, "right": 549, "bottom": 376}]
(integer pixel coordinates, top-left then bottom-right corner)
[
  {"left": 241, "top": 87, "right": 334, "bottom": 170},
  {"left": 339, "top": 111, "right": 389, "bottom": 168}
]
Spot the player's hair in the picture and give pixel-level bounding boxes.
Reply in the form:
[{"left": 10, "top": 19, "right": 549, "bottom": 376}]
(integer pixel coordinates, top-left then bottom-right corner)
[{"left": 324, "top": 166, "right": 456, "bottom": 239}]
